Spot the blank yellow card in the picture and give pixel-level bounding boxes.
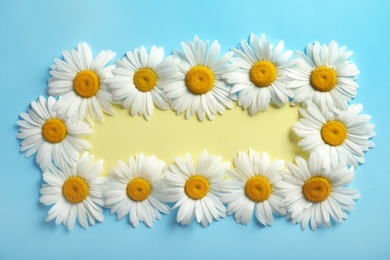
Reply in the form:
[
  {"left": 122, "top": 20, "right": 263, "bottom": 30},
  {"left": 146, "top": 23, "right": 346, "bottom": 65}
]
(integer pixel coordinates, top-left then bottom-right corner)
[{"left": 86, "top": 103, "right": 307, "bottom": 175}]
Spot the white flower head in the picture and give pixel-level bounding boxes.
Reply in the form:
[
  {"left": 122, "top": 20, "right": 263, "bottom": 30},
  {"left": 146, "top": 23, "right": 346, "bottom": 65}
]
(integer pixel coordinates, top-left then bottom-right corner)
[
  {"left": 220, "top": 150, "right": 286, "bottom": 226},
  {"left": 110, "top": 46, "right": 178, "bottom": 120},
  {"left": 278, "top": 152, "right": 360, "bottom": 230},
  {"left": 161, "top": 36, "right": 236, "bottom": 121},
  {"left": 287, "top": 41, "right": 360, "bottom": 112},
  {"left": 39, "top": 152, "right": 106, "bottom": 230},
  {"left": 48, "top": 42, "right": 116, "bottom": 123},
  {"left": 223, "top": 33, "right": 299, "bottom": 115},
  {"left": 17, "top": 96, "right": 92, "bottom": 171},
  {"left": 293, "top": 101, "right": 375, "bottom": 168},
  {"left": 104, "top": 154, "right": 169, "bottom": 228},
  {"left": 162, "top": 150, "right": 229, "bottom": 227}
]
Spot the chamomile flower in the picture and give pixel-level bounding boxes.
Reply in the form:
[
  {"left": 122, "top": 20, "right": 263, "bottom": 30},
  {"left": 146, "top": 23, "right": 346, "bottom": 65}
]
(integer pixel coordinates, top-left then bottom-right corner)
[
  {"left": 293, "top": 101, "right": 375, "bottom": 168},
  {"left": 17, "top": 96, "right": 91, "bottom": 171},
  {"left": 287, "top": 41, "right": 360, "bottom": 112},
  {"left": 161, "top": 36, "right": 236, "bottom": 121},
  {"left": 220, "top": 150, "right": 286, "bottom": 226},
  {"left": 223, "top": 33, "right": 298, "bottom": 115},
  {"left": 110, "top": 46, "right": 177, "bottom": 120},
  {"left": 162, "top": 150, "right": 229, "bottom": 227},
  {"left": 39, "top": 152, "right": 106, "bottom": 230},
  {"left": 104, "top": 154, "right": 169, "bottom": 228},
  {"left": 278, "top": 152, "right": 360, "bottom": 230},
  {"left": 48, "top": 42, "right": 116, "bottom": 123}
]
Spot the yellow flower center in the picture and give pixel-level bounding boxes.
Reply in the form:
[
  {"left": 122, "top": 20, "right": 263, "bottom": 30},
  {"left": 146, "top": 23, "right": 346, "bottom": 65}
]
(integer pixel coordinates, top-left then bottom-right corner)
[
  {"left": 303, "top": 176, "right": 331, "bottom": 203},
  {"left": 73, "top": 70, "right": 100, "bottom": 98},
  {"left": 310, "top": 66, "right": 337, "bottom": 92},
  {"left": 42, "top": 118, "right": 67, "bottom": 143},
  {"left": 63, "top": 177, "right": 89, "bottom": 203},
  {"left": 185, "top": 175, "right": 210, "bottom": 200},
  {"left": 133, "top": 68, "right": 158, "bottom": 92},
  {"left": 249, "top": 61, "right": 277, "bottom": 87},
  {"left": 127, "top": 178, "right": 151, "bottom": 202},
  {"left": 245, "top": 176, "right": 272, "bottom": 202},
  {"left": 185, "top": 66, "right": 215, "bottom": 94},
  {"left": 321, "top": 120, "right": 347, "bottom": 146}
]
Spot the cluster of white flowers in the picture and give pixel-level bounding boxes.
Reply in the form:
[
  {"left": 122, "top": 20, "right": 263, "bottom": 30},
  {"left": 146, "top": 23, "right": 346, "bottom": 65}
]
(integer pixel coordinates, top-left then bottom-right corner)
[{"left": 17, "top": 35, "right": 375, "bottom": 230}]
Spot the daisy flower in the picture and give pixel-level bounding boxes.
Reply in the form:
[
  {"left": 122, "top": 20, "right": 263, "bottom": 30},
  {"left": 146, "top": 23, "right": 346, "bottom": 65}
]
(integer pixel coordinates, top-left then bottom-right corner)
[
  {"left": 161, "top": 150, "right": 229, "bottom": 227},
  {"left": 110, "top": 46, "right": 177, "bottom": 120},
  {"left": 223, "top": 33, "right": 298, "bottom": 115},
  {"left": 104, "top": 154, "right": 169, "bottom": 228},
  {"left": 287, "top": 41, "right": 360, "bottom": 112},
  {"left": 48, "top": 42, "right": 116, "bottom": 123},
  {"left": 278, "top": 152, "right": 360, "bottom": 230},
  {"left": 293, "top": 101, "right": 375, "bottom": 168},
  {"left": 17, "top": 96, "right": 91, "bottom": 171},
  {"left": 220, "top": 150, "right": 285, "bottom": 226},
  {"left": 161, "top": 36, "right": 236, "bottom": 121},
  {"left": 39, "top": 152, "right": 106, "bottom": 230}
]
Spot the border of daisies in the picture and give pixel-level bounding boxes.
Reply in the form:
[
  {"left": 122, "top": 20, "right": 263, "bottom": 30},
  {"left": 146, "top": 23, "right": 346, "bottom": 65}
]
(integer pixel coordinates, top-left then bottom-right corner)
[{"left": 17, "top": 34, "right": 375, "bottom": 231}]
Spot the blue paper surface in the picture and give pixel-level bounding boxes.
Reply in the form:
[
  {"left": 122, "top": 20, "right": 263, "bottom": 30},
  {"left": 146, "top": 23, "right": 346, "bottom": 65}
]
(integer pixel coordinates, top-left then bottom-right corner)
[{"left": 0, "top": 0, "right": 388, "bottom": 259}]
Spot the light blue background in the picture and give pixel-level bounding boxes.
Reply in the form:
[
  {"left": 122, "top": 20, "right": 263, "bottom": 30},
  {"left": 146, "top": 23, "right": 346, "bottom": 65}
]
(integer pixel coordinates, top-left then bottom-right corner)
[{"left": 0, "top": 0, "right": 388, "bottom": 259}]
